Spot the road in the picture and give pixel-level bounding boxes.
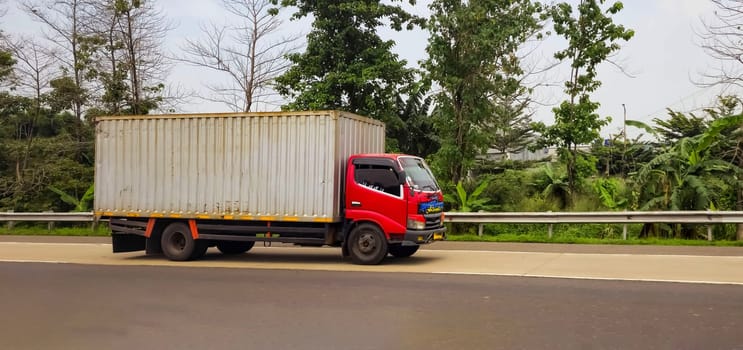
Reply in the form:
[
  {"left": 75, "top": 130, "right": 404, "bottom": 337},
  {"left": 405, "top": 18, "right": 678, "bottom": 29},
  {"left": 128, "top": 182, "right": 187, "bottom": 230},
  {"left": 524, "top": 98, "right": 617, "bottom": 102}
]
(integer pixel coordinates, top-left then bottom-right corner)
[
  {"left": 0, "top": 237, "right": 742, "bottom": 349},
  {"left": 1, "top": 238, "right": 743, "bottom": 284}
]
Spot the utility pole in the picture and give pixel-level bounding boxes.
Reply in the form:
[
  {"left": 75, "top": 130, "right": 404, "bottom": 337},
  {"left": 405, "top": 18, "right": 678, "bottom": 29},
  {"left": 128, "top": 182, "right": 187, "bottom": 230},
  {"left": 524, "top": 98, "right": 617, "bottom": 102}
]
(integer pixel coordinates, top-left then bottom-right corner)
[{"left": 622, "top": 103, "right": 627, "bottom": 176}]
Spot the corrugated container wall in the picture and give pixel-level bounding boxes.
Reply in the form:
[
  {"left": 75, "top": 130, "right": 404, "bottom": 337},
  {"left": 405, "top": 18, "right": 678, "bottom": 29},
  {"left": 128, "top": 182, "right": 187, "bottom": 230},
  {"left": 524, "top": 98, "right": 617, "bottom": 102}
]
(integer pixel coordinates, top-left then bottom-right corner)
[{"left": 94, "top": 111, "right": 385, "bottom": 222}]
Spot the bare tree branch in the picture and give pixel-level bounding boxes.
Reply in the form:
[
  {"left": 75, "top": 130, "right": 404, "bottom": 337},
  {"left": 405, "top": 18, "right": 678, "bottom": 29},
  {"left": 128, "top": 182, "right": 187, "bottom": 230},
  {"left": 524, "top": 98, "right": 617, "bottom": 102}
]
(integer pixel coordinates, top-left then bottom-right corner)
[
  {"left": 175, "top": 0, "right": 302, "bottom": 112},
  {"left": 21, "top": 0, "right": 96, "bottom": 119},
  {"left": 696, "top": 0, "right": 743, "bottom": 89},
  {"left": 3, "top": 36, "right": 57, "bottom": 102},
  {"left": 82, "top": 0, "right": 176, "bottom": 115}
]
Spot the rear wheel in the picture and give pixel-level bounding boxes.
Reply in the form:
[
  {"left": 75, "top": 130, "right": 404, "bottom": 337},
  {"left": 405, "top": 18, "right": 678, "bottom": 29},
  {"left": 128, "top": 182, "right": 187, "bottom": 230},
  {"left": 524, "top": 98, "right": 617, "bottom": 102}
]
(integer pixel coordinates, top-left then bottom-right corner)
[
  {"left": 161, "top": 222, "right": 204, "bottom": 261},
  {"left": 216, "top": 241, "right": 255, "bottom": 255},
  {"left": 348, "top": 224, "right": 388, "bottom": 265},
  {"left": 388, "top": 245, "right": 419, "bottom": 258}
]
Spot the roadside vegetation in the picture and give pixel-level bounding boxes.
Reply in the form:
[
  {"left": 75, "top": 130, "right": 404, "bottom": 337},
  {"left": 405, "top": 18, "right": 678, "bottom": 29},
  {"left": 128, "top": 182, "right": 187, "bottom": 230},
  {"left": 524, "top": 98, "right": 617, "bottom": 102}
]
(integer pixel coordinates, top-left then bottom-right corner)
[
  {"left": 0, "top": 224, "right": 109, "bottom": 237},
  {"left": 1, "top": 0, "right": 742, "bottom": 243}
]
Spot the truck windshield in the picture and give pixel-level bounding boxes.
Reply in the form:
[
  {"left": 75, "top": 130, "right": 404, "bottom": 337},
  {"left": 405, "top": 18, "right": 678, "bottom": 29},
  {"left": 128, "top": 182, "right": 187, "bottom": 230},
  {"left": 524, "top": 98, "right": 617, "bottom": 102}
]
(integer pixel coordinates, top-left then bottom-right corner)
[{"left": 399, "top": 157, "right": 440, "bottom": 192}]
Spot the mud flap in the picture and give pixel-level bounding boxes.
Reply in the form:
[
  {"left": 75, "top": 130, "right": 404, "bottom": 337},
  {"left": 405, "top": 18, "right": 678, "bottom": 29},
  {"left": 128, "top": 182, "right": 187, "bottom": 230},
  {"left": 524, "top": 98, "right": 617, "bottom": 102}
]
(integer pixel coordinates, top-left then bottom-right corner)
[
  {"left": 145, "top": 236, "right": 162, "bottom": 255},
  {"left": 112, "top": 234, "right": 146, "bottom": 253}
]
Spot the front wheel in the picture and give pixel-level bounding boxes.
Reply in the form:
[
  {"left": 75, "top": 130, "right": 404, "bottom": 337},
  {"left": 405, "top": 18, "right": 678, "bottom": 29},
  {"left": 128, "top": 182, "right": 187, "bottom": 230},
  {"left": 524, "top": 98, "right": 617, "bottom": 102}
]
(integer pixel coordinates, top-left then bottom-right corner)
[
  {"left": 388, "top": 245, "right": 419, "bottom": 258},
  {"left": 347, "top": 224, "right": 388, "bottom": 265}
]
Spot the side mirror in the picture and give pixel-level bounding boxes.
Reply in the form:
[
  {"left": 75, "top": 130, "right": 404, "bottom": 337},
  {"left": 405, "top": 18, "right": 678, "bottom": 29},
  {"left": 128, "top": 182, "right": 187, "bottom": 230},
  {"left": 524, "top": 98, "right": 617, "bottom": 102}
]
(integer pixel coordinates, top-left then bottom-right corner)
[{"left": 397, "top": 170, "right": 407, "bottom": 185}]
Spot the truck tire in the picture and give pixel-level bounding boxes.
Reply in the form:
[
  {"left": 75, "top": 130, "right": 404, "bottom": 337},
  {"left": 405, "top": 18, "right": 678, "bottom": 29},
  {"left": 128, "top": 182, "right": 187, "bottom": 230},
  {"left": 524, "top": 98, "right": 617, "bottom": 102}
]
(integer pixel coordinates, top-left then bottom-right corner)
[
  {"left": 216, "top": 241, "right": 255, "bottom": 255},
  {"left": 388, "top": 245, "right": 419, "bottom": 258},
  {"left": 161, "top": 222, "right": 202, "bottom": 261},
  {"left": 348, "top": 224, "right": 388, "bottom": 265}
]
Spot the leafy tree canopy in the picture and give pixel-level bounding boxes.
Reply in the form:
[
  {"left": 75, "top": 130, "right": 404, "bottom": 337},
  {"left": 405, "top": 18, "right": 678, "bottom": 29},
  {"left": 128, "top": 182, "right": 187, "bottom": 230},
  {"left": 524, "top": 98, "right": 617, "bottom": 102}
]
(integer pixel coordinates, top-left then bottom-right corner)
[{"left": 271, "top": 0, "right": 420, "bottom": 126}]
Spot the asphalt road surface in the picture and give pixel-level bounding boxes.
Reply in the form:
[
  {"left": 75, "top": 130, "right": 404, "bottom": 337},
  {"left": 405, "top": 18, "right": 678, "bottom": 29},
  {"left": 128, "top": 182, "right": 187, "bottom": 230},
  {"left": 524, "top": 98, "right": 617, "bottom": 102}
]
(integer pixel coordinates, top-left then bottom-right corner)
[{"left": 1, "top": 237, "right": 742, "bottom": 349}]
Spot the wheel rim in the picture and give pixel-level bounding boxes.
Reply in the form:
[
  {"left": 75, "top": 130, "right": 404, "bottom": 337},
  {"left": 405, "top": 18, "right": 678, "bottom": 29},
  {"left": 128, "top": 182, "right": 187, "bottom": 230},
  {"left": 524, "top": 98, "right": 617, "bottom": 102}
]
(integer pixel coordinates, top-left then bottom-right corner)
[
  {"left": 169, "top": 232, "right": 186, "bottom": 251},
  {"left": 357, "top": 231, "right": 377, "bottom": 254}
]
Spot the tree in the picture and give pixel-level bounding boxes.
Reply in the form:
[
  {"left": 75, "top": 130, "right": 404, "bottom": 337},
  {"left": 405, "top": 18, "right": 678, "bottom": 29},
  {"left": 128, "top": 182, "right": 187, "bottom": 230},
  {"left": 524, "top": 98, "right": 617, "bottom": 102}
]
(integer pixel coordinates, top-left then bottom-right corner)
[
  {"left": 2, "top": 36, "right": 57, "bottom": 188},
  {"left": 489, "top": 80, "right": 536, "bottom": 156},
  {"left": 0, "top": 91, "right": 94, "bottom": 212},
  {"left": 270, "top": 0, "right": 419, "bottom": 126},
  {"left": 4, "top": 37, "right": 56, "bottom": 115},
  {"left": 703, "top": 97, "right": 743, "bottom": 240},
  {"left": 533, "top": 0, "right": 634, "bottom": 202},
  {"left": 388, "top": 83, "right": 439, "bottom": 158},
  {"left": 22, "top": 0, "right": 96, "bottom": 119},
  {"left": 179, "top": 0, "right": 300, "bottom": 112},
  {"left": 86, "top": 0, "right": 171, "bottom": 115},
  {"left": 653, "top": 109, "right": 709, "bottom": 143},
  {"left": 424, "top": 0, "right": 545, "bottom": 184},
  {"left": 633, "top": 129, "right": 739, "bottom": 238},
  {"left": 698, "top": 0, "right": 743, "bottom": 88},
  {"left": 592, "top": 136, "right": 656, "bottom": 176},
  {"left": 0, "top": 49, "right": 13, "bottom": 84}
]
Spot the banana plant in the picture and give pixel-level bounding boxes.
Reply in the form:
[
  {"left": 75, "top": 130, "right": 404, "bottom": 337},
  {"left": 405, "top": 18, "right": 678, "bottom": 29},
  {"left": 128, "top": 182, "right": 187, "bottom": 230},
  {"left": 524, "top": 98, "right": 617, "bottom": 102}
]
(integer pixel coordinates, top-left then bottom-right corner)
[
  {"left": 48, "top": 184, "right": 94, "bottom": 212},
  {"left": 444, "top": 179, "right": 493, "bottom": 212},
  {"left": 531, "top": 164, "right": 570, "bottom": 209},
  {"left": 592, "top": 178, "right": 627, "bottom": 210},
  {"left": 634, "top": 115, "right": 742, "bottom": 211}
]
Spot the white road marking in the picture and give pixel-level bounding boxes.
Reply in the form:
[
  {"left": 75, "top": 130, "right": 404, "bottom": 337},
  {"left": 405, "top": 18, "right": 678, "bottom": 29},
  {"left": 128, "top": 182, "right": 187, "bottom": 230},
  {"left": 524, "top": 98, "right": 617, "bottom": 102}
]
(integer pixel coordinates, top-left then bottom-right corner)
[
  {"left": 433, "top": 271, "right": 743, "bottom": 286},
  {"left": 0, "top": 242, "right": 110, "bottom": 247},
  {"left": 428, "top": 249, "right": 743, "bottom": 259},
  {"left": 0, "top": 259, "right": 68, "bottom": 264}
]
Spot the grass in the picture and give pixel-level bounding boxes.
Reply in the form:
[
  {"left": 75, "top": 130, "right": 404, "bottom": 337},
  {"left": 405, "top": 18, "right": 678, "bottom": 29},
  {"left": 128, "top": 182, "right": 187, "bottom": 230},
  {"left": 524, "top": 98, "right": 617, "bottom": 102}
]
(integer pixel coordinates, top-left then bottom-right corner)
[
  {"left": 446, "top": 233, "right": 743, "bottom": 246},
  {"left": 0, "top": 225, "right": 110, "bottom": 236}
]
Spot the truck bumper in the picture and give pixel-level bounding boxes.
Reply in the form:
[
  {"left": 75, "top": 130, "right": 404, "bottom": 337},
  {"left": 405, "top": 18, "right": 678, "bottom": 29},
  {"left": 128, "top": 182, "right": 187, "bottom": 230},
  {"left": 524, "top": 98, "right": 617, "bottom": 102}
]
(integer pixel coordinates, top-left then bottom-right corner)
[{"left": 402, "top": 227, "right": 447, "bottom": 245}]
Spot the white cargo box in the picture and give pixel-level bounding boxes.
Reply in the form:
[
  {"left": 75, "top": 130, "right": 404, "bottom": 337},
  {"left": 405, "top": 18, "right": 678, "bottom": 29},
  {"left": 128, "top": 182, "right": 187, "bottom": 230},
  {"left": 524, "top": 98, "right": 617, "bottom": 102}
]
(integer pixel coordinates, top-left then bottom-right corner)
[{"left": 94, "top": 111, "right": 385, "bottom": 222}]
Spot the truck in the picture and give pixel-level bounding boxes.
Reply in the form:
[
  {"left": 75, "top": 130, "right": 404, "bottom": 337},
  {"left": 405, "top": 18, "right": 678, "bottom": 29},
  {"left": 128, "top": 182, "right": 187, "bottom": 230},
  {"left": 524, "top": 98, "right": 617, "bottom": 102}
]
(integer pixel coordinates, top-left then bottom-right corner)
[{"left": 95, "top": 110, "right": 446, "bottom": 265}]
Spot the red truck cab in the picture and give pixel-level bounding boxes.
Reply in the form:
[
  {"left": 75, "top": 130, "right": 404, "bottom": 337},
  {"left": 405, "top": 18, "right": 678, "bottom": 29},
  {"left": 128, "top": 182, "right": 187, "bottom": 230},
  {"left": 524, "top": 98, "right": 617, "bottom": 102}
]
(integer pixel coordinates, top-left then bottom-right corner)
[{"left": 343, "top": 154, "right": 446, "bottom": 264}]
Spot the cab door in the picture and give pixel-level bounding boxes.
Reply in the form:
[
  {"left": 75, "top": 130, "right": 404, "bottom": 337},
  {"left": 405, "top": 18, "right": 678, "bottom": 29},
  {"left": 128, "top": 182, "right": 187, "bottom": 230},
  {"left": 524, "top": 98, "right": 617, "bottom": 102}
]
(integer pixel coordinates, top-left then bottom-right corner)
[{"left": 345, "top": 157, "right": 407, "bottom": 235}]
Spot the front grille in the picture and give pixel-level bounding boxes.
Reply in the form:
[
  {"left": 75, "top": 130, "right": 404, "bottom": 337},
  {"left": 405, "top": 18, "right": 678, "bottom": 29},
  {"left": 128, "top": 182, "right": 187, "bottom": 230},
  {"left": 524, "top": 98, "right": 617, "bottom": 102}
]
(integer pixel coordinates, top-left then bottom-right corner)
[{"left": 423, "top": 213, "right": 442, "bottom": 229}]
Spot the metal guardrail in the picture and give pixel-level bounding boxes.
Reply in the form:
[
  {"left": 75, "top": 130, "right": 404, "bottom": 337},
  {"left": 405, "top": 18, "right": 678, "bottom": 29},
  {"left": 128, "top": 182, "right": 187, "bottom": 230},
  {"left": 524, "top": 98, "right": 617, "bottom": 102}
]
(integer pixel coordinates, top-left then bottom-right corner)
[
  {"left": 2, "top": 211, "right": 742, "bottom": 241},
  {"left": 0, "top": 212, "right": 96, "bottom": 231},
  {"left": 444, "top": 211, "right": 743, "bottom": 240},
  {"left": 0, "top": 212, "right": 95, "bottom": 222}
]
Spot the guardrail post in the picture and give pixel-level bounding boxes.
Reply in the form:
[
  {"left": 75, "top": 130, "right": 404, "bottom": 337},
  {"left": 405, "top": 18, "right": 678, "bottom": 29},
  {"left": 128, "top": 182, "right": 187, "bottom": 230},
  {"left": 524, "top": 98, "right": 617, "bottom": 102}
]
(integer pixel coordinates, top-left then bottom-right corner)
[
  {"left": 548, "top": 224, "right": 553, "bottom": 239},
  {"left": 707, "top": 225, "right": 713, "bottom": 241},
  {"left": 622, "top": 224, "right": 627, "bottom": 240},
  {"left": 478, "top": 224, "right": 483, "bottom": 237},
  {"left": 44, "top": 210, "right": 54, "bottom": 231},
  {"left": 622, "top": 210, "right": 628, "bottom": 240},
  {"left": 6, "top": 210, "right": 14, "bottom": 230}
]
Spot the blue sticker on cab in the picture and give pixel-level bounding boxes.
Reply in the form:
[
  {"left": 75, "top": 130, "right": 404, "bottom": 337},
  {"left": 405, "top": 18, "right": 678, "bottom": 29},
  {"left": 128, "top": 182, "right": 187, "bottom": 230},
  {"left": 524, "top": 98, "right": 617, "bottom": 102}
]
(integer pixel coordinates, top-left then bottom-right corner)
[{"left": 419, "top": 200, "right": 444, "bottom": 214}]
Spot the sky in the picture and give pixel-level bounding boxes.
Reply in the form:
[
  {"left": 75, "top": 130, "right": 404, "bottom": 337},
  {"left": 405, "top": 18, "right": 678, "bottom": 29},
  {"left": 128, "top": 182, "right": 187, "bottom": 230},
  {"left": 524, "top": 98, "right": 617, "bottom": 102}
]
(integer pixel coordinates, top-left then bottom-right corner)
[{"left": 3, "top": 0, "right": 740, "bottom": 140}]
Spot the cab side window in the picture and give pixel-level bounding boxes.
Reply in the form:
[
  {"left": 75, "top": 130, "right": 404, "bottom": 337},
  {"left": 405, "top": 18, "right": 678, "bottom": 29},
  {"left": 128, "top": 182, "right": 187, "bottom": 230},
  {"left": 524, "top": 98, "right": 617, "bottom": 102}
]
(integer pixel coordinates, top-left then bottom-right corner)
[{"left": 355, "top": 164, "right": 401, "bottom": 197}]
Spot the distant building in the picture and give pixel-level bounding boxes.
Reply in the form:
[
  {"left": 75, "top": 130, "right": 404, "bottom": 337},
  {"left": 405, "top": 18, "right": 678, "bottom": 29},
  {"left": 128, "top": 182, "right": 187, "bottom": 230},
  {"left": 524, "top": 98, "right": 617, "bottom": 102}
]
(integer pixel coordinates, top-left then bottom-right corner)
[{"left": 483, "top": 145, "right": 592, "bottom": 162}]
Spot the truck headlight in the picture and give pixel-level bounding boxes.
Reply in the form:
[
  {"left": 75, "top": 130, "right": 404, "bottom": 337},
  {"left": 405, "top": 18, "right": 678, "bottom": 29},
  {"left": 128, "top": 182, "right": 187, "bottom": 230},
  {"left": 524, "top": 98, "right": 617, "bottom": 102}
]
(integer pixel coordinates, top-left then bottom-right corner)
[{"left": 407, "top": 218, "right": 426, "bottom": 230}]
